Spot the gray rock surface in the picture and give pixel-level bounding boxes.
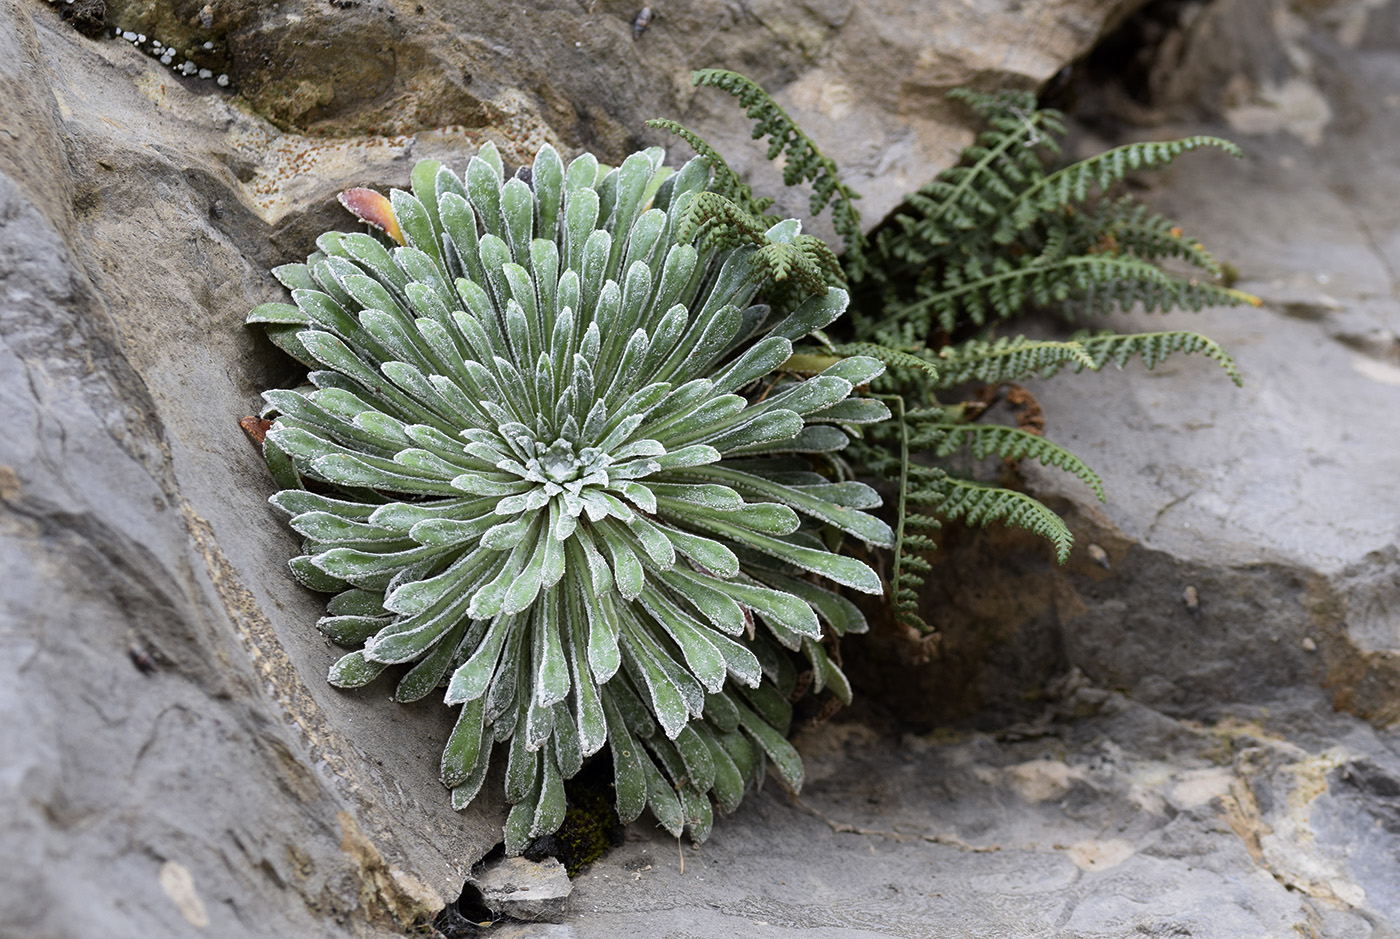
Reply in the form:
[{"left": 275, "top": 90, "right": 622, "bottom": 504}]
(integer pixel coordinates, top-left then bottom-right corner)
[
  {"left": 564, "top": 0, "right": 1400, "bottom": 936},
  {"left": 1, "top": 1, "right": 1136, "bottom": 937},
  {"left": 471, "top": 856, "right": 573, "bottom": 924}
]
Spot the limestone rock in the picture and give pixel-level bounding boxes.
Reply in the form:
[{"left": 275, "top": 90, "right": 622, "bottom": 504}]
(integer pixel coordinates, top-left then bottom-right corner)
[{"left": 471, "top": 856, "right": 573, "bottom": 924}]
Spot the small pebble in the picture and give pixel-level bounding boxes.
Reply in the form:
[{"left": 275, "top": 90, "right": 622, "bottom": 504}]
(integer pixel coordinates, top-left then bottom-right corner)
[
  {"left": 198, "top": 68, "right": 212, "bottom": 79},
  {"left": 1301, "top": 637, "right": 1317, "bottom": 652},
  {"left": 216, "top": 73, "right": 230, "bottom": 87},
  {"left": 203, "top": 41, "right": 214, "bottom": 50},
  {"left": 122, "top": 30, "right": 137, "bottom": 41}
]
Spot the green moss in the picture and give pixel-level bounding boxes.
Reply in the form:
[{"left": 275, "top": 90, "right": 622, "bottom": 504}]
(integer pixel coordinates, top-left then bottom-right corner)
[{"left": 522, "top": 762, "right": 625, "bottom": 877}]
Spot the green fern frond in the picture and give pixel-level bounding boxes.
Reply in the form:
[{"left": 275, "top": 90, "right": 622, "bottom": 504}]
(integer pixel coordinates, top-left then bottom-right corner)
[
  {"left": 1067, "top": 329, "right": 1245, "bottom": 385},
  {"left": 993, "top": 137, "right": 1242, "bottom": 244},
  {"left": 895, "top": 253, "right": 1246, "bottom": 333},
  {"left": 885, "top": 89, "right": 1062, "bottom": 255},
  {"left": 921, "top": 423, "right": 1106, "bottom": 499},
  {"left": 933, "top": 336, "right": 1095, "bottom": 387},
  {"left": 914, "top": 475, "right": 1074, "bottom": 563},
  {"left": 646, "top": 117, "right": 775, "bottom": 223},
  {"left": 689, "top": 69, "right": 869, "bottom": 271},
  {"left": 1081, "top": 198, "right": 1222, "bottom": 273},
  {"left": 829, "top": 342, "right": 940, "bottom": 380}
]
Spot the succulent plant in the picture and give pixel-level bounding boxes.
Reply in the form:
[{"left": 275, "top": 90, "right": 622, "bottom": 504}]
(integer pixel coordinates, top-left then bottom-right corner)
[{"left": 246, "top": 141, "right": 893, "bottom": 852}]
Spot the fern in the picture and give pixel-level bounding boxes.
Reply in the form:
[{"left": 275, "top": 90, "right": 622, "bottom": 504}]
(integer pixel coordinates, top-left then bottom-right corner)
[
  {"left": 646, "top": 117, "right": 774, "bottom": 223},
  {"left": 919, "top": 424, "right": 1105, "bottom": 499},
  {"left": 917, "top": 475, "right": 1074, "bottom": 563},
  {"left": 862, "top": 91, "right": 1259, "bottom": 343},
  {"left": 679, "top": 69, "right": 870, "bottom": 276},
  {"left": 660, "top": 74, "right": 1249, "bottom": 640},
  {"left": 1069, "top": 329, "right": 1244, "bottom": 385}
]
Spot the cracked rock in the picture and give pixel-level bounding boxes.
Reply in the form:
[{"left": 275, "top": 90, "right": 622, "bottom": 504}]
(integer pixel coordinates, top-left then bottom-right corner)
[{"left": 471, "top": 856, "right": 573, "bottom": 924}]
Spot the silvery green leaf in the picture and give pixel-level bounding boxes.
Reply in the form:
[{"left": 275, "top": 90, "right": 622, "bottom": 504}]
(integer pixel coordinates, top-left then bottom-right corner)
[
  {"left": 798, "top": 480, "right": 883, "bottom": 509},
  {"left": 735, "top": 699, "right": 804, "bottom": 790},
  {"left": 805, "top": 637, "right": 853, "bottom": 705},
  {"left": 396, "top": 619, "right": 470, "bottom": 702},
  {"left": 608, "top": 671, "right": 657, "bottom": 738},
  {"left": 363, "top": 597, "right": 468, "bottom": 665},
  {"left": 563, "top": 186, "right": 600, "bottom": 273},
  {"left": 611, "top": 480, "right": 657, "bottom": 513},
  {"left": 504, "top": 784, "right": 538, "bottom": 857},
  {"left": 602, "top": 694, "right": 647, "bottom": 823},
  {"left": 622, "top": 514, "right": 675, "bottom": 569},
  {"left": 326, "top": 587, "right": 388, "bottom": 616},
  {"left": 384, "top": 546, "right": 496, "bottom": 616},
  {"left": 247, "top": 302, "right": 308, "bottom": 325},
  {"left": 391, "top": 189, "right": 447, "bottom": 276},
  {"left": 703, "top": 521, "right": 883, "bottom": 595},
  {"left": 623, "top": 209, "right": 668, "bottom": 276},
  {"left": 441, "top": 696, "right": 486, "bottom": 787},
  {"left": 289, "top": 555, "right": 349, "bottom": 592},
  {"left": 580, "top": 231, "right": 613, "bottom": 321},
  {"left": 648, "top": 444, "right": 720, "bottom": 471},
  {"left": 637, "top": 586, "right": 726, "bottom": 693},
  {"left": 696, "top": 409, "right": 803, "bottom": 453},
  {"left": 339, "top": 232, "right": 411, "bottom": 295},
  {"left": 499, "top": 177, "right": 535, "bottom": 263},
  {"left": 702, "top": 691, "right": 740, "bottom": 734},
  {"left": 316, "top": 614, "right": 389, "bottom": 646},
  {"left": 744, "top": 424, "right": 850, "bottom": 455},
  {"left": 524, "top": 691, "right": 555, "bottom": 750},
  {"left": 707, "top": 630, "right": 763, "bottom": 688},
  {"left": 499, "top": 522, "right": 549, "bottom": 615},
  {"left": 450, "top": 757, "right": 491, "bottom": 811},
  {"left": 648, "top": 393, "right": 746, "bottom": 442},
  {"left": 700, "top": 725, "right": 746, "bottom": 813},
  {"left": 767, "top": 286, "right": 848, "bottom": 342},
  {"left": 467, "top": 152, "right": 503, "bottom": 241},
  {"left": 599, "top": 525, "right": 644, "bottom": 599},
  {"left": 621, "top": 631, "right": 691, "bottom": 740},
  {"left": 696, "top": 465, "right": 894, "bottom": 546},
  {"left": 761, "top": 571, "right": 867, "bottom": 636},
  {"left": 639, "top": 748, "right": 684, "bottom": 837},
  {"left": 581, "top": 583, "right": 621, "bottom": 682},
  {"left": 313, "top": 453, "right": 462, "bottom": 496},
  {"left": 808, "top": 396, "right": 891, "bottom": 424},
  {"left": 271, "top": 489, "right": 378, "bottom": 520},
  {"left": 394, "top": 247, "right": 453, "bottom": 306},
  {"left": 445, "top": 615, "right": 512, "bottom": 705},
  {"left": 656, "top": 303, "right": 742, "bottom": 382},
  {"left": 328, "top": 650, "right": 387, "bottom": 688},
  {"left": 717, "top": 728, "right": 761, "bottom": 787},
  {"left": 504, "top": 709, "right": 539, "bottom": 802},
  {"left": 310, "top": 542, "right": 446, "bottom": 591},
  {"left": 563, "top": 150, "right": 598, "bottom": 194},
  {"left": 369, "top": 496, "right": 495, "bottom": 530},
  {"left": 759, "top": 375, "right": 853, "bottom": 416},
  {"left": 273, "top": 263, "right": 318, "bottom": 292},
  {"left": 530, "top": 749, "right": 567, "bottom": 840},
  {"left": 672, "top": 567, "right": 819, "bottom": 638},
  {"left": 262, "top": 325, "right": 319, "bottom": 369},
  {"left": 671, "top": 724, "right": 718, "bottom": 811},
  {"left": 565, "top": 589, "right": 607, "bottom": 756},
  {"left": 290, "top": 512, "right": 404, "bottom": 546},
  {"left": 644, "top": 482, "right": 743, "bottom": 510},
  {"left": 820, "top": 354, "right": 885, "bottom": 386},
  {"left": 656, "top": 568, "right": 746, "bottom": 635},
  {"left": 533, "top": 144, "right": 565, "bottom": 242},
  {"left": 467, "top": 523, "right": 537, "bottom": 618},
  {"left": 550, "top": 704, "right": 583, "bottom": 779},
  {"left": 531, "top": 589, "right": 570, "bottom": 708}
]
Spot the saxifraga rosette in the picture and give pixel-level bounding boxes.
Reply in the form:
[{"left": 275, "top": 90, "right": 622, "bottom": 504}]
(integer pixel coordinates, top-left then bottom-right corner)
[{"left": 246, "top": 142, "right": 893, "bottom": 852}]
